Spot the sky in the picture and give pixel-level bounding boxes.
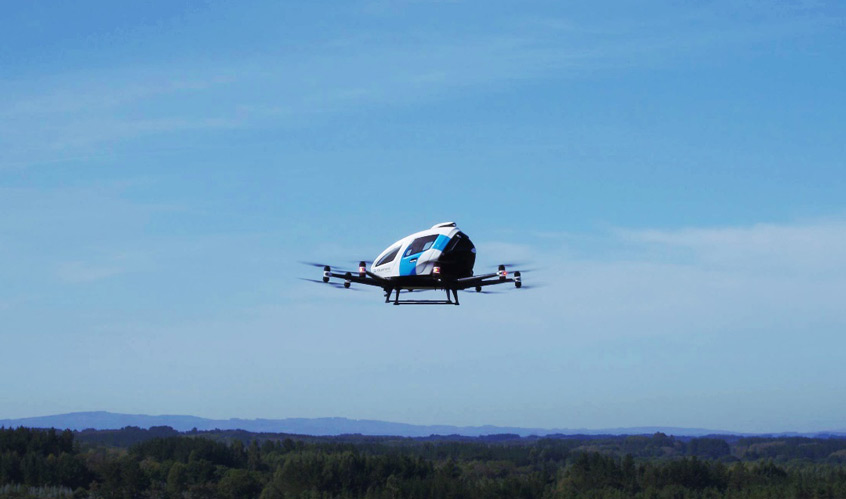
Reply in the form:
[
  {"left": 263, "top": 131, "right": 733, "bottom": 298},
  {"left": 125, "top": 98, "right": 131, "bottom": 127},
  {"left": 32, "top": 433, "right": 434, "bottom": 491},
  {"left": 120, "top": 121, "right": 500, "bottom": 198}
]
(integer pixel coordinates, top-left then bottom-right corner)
[{"left": 1, "top": 0, "right": 845, "bottom": 433}]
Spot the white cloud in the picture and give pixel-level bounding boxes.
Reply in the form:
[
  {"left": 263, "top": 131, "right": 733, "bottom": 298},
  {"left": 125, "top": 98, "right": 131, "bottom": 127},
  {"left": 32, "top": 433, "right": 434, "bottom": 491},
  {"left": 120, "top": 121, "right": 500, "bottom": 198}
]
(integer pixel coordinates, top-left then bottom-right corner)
[
  {"left": 56, "top": 261, "right": 126, "bottom": 283},
  {"left": 474, "top": 220, "right": 846, "bottom": 342},
  {"left": 620, "top": 221, "right": 846, "bottom": 273}
]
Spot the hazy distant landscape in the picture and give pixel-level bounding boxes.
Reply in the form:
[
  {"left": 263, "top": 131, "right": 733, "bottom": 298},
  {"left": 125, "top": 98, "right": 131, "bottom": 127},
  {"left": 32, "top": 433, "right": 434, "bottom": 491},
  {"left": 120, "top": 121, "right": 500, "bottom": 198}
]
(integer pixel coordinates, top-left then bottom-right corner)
[{"left": 3, "top": 412, "right": 846, "bottom": 439}]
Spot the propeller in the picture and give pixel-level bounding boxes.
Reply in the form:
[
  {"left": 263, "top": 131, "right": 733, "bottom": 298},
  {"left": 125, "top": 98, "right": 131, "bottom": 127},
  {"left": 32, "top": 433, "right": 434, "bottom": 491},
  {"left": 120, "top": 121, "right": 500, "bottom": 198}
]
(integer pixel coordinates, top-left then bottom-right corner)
[
  {"left": 496, "top": 261, "right": 531, "bottom": 268},
  {"left": 483, "top": 261, "right": 540, "bottom": 273},
  {"left": 500, "top": 263, "right": 543, "bottom": 273},
  {"left": 516, "top": 283, "right": 545, "bottom": 290},
  {"left": 298, "top": 278, "right": 364, "bottom": 291},
  {"left": 300, "top": 261, "right": 332, "bottom": 268},
  {"left": 299, "top": 261, "right": 354, "bottom": 273}
]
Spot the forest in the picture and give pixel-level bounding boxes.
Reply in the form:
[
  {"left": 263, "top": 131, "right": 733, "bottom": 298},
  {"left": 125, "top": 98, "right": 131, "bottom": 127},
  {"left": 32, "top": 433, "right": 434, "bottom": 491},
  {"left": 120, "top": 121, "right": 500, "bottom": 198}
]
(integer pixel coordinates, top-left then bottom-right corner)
[{"left": 2, "top": 425, "right": 846, "bottom": 498}]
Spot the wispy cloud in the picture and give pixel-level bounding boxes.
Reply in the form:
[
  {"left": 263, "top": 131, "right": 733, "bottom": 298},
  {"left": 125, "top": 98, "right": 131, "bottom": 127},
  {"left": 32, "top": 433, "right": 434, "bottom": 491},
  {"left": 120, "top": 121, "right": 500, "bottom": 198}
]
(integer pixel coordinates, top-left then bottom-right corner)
[
  {"left": 619, "top": 221, "right": 846, "bottom": 273},
  {"left": 57, "top": 261, "right": 126, "bottom": 283},
  {"left": 457, "top": 219, "right": 846, "bottom": 342},
  {"left": 1, "top": 1, "right": 839, "bottom": 169}
]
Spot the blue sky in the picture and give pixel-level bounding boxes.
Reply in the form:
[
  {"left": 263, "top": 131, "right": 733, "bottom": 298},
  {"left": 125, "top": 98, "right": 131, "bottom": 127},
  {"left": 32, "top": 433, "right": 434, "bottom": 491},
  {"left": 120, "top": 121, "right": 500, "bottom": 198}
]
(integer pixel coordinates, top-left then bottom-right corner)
[{"left": 2, "top": 0, "right": 846, "bottom": 433}]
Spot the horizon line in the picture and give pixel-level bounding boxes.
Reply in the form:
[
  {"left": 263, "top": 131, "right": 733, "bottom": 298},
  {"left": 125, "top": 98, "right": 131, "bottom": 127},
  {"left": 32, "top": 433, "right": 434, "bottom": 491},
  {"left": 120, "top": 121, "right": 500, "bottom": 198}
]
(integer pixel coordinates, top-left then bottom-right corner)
[{"left": 2, "top": 410, "right": 844, "bottom": 437}]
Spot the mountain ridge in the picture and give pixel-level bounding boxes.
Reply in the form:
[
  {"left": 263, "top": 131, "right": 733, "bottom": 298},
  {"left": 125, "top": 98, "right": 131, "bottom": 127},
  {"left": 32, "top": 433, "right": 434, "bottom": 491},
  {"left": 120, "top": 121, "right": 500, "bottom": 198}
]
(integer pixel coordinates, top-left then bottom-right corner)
[{"left": 2, "top": 411, "right": 843, "bottom": 438}]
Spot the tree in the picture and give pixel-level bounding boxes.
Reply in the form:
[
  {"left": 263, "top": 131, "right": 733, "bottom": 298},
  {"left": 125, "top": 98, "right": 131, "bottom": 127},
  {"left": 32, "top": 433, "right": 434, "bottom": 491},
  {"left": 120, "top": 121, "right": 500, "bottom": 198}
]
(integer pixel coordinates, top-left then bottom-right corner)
[
  {"left": 218, "top": 468, "right": 263, "bottom": 499},
  {"left": 167, "top": 462, "right": 188, "bottom": 497},
  {"left": 247, "top": 440, "right": 263, "bottom": 471}
]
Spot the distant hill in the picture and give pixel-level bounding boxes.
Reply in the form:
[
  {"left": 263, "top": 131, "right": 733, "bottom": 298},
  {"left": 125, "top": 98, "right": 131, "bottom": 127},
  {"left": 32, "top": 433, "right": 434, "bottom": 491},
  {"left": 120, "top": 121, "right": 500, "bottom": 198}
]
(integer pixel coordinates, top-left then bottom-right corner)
[
  {"left": 3, "top": 412, "right": 844, "bottom": 438},
  {"left": 0, "top": 411, "right": 772, "bottom": 437}
]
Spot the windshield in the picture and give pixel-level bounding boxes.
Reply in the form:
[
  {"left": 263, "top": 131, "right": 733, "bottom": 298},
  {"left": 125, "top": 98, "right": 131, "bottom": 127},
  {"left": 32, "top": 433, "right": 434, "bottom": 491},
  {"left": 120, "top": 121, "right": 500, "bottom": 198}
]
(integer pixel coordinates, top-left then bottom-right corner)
[
  {"left": 403, "top": 235, "right": 438, "bottom": 258},
  {"left": 375, "top": 246, "right": 400, "bottom": 266}
]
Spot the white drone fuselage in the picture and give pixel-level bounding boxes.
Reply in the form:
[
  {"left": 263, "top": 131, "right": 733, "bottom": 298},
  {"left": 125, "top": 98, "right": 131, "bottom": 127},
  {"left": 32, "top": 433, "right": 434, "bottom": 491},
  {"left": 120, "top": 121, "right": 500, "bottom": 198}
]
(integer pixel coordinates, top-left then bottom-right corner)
[{"left": 368, "top": 222, "right": 476, "bottom": 284}]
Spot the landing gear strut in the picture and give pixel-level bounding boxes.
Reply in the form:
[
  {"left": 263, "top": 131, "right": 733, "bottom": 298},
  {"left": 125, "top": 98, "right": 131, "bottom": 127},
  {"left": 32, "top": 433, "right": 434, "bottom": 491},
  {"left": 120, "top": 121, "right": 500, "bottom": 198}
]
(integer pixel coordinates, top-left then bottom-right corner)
[{"left": 384, "top": 286, "right": 461, "bottom": 305}]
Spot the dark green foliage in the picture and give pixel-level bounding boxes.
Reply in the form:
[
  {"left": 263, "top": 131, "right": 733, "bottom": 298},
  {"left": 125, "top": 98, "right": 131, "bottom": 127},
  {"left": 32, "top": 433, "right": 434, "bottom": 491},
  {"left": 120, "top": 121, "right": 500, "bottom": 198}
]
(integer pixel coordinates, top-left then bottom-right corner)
[
  {"left": 736, "top": 436, "right": 846, "bottom": 462},
  {"left": 217, "top": 468, "right": 263, "bottom": 499},
  {"left": 129, "top": 435, "right": 240, "bottom": 467},
  {"left": 687, "top": 438, "right": 731, "bottom": 459},
  {"left": 75, "top": 426, "right": 179, "bottom": 448},
  {"left": 0, "top": 427, "right": 91, "bottom": 489},
  {"left": 3, "top": 426, "right": 846, "bottom": 498}
]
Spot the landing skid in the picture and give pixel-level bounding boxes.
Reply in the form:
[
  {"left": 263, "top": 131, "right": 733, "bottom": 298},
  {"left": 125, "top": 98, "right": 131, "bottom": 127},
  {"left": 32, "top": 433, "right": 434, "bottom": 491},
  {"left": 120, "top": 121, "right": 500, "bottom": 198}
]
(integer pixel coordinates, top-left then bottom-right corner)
[
  {"left": 393, "top": 300, "right": 458, "bottom": 305},
  {"left": 384, "top": 288, "right": 461, "bottom": 306}
]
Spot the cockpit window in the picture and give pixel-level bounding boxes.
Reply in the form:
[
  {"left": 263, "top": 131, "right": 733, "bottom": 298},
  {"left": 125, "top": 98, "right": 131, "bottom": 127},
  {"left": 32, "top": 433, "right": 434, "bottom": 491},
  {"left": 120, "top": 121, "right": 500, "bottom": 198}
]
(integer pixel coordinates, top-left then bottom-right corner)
[
  {"left": 403, "top": 235, "right": 439, "bottom": 258},
  {"left": 375, "top": 246, "right": 400, "bottom": 267}
]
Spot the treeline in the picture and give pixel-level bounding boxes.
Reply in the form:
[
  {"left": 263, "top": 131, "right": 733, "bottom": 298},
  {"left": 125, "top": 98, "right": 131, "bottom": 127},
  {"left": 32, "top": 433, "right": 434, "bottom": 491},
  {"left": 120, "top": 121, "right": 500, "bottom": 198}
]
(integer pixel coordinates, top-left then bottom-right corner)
[
  {"left": 74, "top": 427, "right": 846, "bottom": 464},
  {"left": 0, "top": 427, "right": 92, "bottom": 491},
  {"left": 2, "top": 426, "right": 846, "bottom": 498},
  {"left": 75, "top": 426, "right": 180, "bottom": 449}
]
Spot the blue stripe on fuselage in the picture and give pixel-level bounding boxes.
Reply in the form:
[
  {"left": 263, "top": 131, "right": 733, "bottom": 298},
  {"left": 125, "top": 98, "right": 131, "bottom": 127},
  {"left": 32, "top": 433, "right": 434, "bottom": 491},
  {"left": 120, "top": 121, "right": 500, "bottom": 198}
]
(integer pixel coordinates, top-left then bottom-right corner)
[
  {"left": 399, "top": 235, "right": 451, "bottom": 276},
  {"left": 399, "top": 253, "right": 417, "bottom": 276},
  {"left": 400, "top": 234, "right": 449, "bottom": 276}
]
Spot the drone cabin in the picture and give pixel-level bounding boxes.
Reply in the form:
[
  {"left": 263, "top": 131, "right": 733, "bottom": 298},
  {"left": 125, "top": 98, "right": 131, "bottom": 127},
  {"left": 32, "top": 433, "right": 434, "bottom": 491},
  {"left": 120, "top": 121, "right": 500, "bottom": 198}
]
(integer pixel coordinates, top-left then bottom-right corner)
[{"left": 370, "top": 222, "right": 476, "bottom": 282}]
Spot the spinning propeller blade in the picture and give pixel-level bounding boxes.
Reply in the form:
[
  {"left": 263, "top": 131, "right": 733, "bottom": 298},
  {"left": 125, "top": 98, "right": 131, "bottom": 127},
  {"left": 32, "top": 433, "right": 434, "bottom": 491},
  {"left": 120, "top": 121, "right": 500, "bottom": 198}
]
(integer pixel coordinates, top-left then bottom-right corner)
[
  {"left": 482, "top": 261, "right": 540, "bottom": 273},
  {"left": 497, "top": 261, "right": 529, "bottom": 268},
  {"left": 300, "top": 261, "right": 332, "bottom": 268},
  {"left": 298, "top": 277, "right": 363, "bottom": 291},
  {"left": 496, "top": 262, "right": 542, "bottom": 273},
  {"left": 299, "top": 261, "right": 354, "bottom": 273},
  {"left": 516, "top": 283, "right": 545, "bottom": 290}
]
